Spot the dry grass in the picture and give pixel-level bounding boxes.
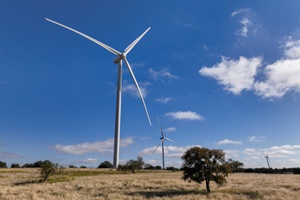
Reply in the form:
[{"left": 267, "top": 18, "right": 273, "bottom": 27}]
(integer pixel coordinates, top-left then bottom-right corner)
[{"left": 1, "top": 168, "right": 300, "bottom": 199}]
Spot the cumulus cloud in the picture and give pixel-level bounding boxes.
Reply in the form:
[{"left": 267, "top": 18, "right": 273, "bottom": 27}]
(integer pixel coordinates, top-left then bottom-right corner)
[
  {"left": 149, "top": 68, "right": 178, "bottom": 80},
  {"left": 263, "top": 145, "right": 300, "bottom": 158},
  {"left": 122, "top": 82, "right": 150, "bottom": 98},
  {"left": 200, "top": 56, "right": 262, "bottom": 94},
  {"left": 77, "top": 158, "right": 99, "bottom": 164},
  {"left": 249, "top": 136, "right": 267, "bottom": 142},
  {"left": 254, "top": 39, "right": 300, "bottom": 98},
  {"left": 139, "top": 145, "right": 201, "bottom": 158},
  {"left": 155, "top": 97, "right": 174, "bottom": 103},
  {"left": 53, "top": 137, "right": 133, "bottom": 155},
  {"left": 200, "top": 38, "right": 300, "bottom": 98},
  {"left": 165, "top": 111, "right": 204, "bottom": 121},
  {"left": 164, "top": 127, "right": 176, "bottom": 132},
  {"left": 217, "top": 139, "right": 242, "bottom": 145},
  {"left": 243, "top": 145, "right": 300, "bottom": 159},
  {"left": 224, "top": 150, "right": 240, "bottom": 158}
]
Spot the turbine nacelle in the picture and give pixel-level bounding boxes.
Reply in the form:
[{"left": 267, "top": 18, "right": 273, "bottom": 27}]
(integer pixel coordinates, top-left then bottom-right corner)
[{"left": 113, "top": 54, "right": 124, "bottom": 64}]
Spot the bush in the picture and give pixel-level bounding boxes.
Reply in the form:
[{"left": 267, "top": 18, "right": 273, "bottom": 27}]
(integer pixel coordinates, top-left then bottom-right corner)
[
  {"left": 0, "top": 161, "right": 7, "bottom": 168},
  {"left": 98, "top": 161, "right": 113, "bottom": 168},
  {"left": 11, "top": 163, "right": 20, "bottom": 168},
  {"left": 40, "top": 160, "right": 63, "bottom": 182}
]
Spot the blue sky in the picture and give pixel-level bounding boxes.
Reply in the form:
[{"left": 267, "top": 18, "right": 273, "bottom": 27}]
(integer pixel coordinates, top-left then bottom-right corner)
[{"left": 1, "top": 1, "right": 300, "bottom": 168}]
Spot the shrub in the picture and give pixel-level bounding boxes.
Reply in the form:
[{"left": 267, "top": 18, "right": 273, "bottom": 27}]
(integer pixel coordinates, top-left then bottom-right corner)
[{"left": 0, "top": 161, "right": 7, "bottom": 168}]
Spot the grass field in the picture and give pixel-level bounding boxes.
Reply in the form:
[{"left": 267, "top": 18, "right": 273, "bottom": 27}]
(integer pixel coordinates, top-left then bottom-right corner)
[{"left": 1, "top": 168, "right": 300, "bottom": 199}]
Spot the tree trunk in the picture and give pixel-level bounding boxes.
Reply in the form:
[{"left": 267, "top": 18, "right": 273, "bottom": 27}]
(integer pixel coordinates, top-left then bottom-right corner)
[{"left": 205, "top": 180, "right": 210, "bottom": 193}]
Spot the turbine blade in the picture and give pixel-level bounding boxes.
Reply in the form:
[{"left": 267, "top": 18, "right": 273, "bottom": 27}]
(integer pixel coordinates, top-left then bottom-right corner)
[
  {"left": 153, "top": 140, "right": 163, "bottom": 154},
  {"left": 123, "top": 58, "right": 152, "bottom": 126},
  {"left": 157, "top": 116, "right": 164, "bottom": 137},
  {"left": 45, "top": 18, "right": 121, "bottom": 56},
  {"left": 164, "top": 137, "right": 175, "bottom": 143},
  {"left": 124, "top": 27, "right": 151, "bottom": 55},
  {"left": 160, "top": 127, "right": 164, "bottom": 137}
]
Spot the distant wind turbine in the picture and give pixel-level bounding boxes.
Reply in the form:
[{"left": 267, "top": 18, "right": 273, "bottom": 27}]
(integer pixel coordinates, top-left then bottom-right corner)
[
  {"left": 45, "top": 18, "right": 152, "bottom": 168},
  {"left": 265, "top": 155, "right": 271, "bottom": 168},
  {"left": 153, "top": 116, "right": 175, "bottom": 169}
]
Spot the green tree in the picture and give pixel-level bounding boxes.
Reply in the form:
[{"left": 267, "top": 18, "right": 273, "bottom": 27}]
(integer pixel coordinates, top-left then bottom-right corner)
[
  {"left": 0, "top": 161, "right": 7, "bottom": 168},
  {"left": 98, "top": 161, "right": 113, "bottom": 168},
  {"left": 40, "top": 160, "right": 62, "bottom": 182},
  {"left": 181, "top": 147, "right": 230, "bottom": 193},
  {"left": 125, "top": 156, "right": 144, "bottom": 173},
  {"left": 227, "top": 159, "right": 244, "bottom": 173},
  {"left": 11, "top": 163, "right": 20, "bottom": 168}
]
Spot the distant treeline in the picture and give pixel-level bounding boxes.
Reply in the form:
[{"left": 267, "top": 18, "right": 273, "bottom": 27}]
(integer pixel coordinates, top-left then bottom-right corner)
[{"left": 235, "top": 167, "right": 300, "bottom": 174}]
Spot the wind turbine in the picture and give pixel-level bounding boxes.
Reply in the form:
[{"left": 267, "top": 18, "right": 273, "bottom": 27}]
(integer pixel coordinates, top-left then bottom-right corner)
[
  {"left": 153, "top": 117, "right": 175, "bottom": 169},
  {"left": 265, "top": 155, "right": 271, "bottom": 168},
  {"left": 45, "top": 18, "right": 152, "bottom": 168}
]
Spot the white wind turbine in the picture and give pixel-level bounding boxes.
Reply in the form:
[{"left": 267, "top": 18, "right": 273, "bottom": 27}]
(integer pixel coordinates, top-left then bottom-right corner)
[
  {"left": 45, "top": 18, "right": 152, "bottom": 168},
  {"left": 265, "top": 155, "right": 271, "bottom": 168},
  {"left": 153, "top": 117, "right": 175, "bottom": 169}
]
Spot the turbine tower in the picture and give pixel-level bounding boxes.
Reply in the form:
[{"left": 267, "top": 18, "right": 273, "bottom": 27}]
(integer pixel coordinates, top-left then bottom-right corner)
[
  {"left": 265, "top": 155, "right": 271, "bottom": 168},
  {"left": 45, "top": 18, "right": 152, "bottom": 168},
  {"left": 153, "top": 117, "right": 174, "bottom": 169}
]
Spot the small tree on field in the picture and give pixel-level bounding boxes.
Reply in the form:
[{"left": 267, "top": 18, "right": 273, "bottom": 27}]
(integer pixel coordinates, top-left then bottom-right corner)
[
  {"left": 181, "top": 147, "right": 231, "bottom": 193},
  {"left": 227, "top": 159, "right": 244, "bottom": 173},
  {"left": 98, "top": 161, "right": 113, "bottom": 168},
  {"left": 125, "top": 156, "right": 144, "bottom": 173},
  {"left": 0, "top": 161, "right": 7, "bottom": 168},
  {"left": 11, "top": 163, "right": 20, "bottom": 168},
  {"left": 40, "top": 160, "right": 62, "bottom": 182}
]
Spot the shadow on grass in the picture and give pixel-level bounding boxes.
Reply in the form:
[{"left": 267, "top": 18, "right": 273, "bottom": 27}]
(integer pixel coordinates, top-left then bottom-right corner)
[
  {"left": 14, "top": 180, "right": 42, "bottom": 186},
  {"left": 128, "top": 189, "right": 207, "bottom": 198}
]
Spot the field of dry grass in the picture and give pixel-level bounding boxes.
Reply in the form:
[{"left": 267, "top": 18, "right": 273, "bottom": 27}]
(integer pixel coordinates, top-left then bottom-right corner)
[{"left": 1, "top": 168, "right": 300, "bottom": 199}]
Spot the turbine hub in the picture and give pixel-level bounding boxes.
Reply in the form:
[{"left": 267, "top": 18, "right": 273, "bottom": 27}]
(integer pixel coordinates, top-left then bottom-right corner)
[{"left": 113, "top": 54, "right": 124, "bottom": 64}]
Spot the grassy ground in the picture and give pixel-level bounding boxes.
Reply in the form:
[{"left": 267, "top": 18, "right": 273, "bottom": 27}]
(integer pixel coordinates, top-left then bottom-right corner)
[{"left": 1, "top": 168, "right": 300, "bottom": 199}]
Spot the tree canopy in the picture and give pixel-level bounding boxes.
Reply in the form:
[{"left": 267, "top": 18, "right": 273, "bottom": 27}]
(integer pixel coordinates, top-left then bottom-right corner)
[
  {"left": 181, "top": 147, "right": 231, "bottom": 193},
  {"left": 227, "top": 159, "right": 244, "bottom": 173},
  {"left": 0, "top": 161, "right": 7, "bottom": 168},
  {"left": 98, "top": 161, "right": 113, "bottom": 168}
]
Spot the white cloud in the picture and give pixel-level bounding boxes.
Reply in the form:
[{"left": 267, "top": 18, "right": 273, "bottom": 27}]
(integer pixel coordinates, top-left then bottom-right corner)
[
  {"left": 78, "top": 158, "right": 99, "bottom": 164},
  {"left": 263, "top": 145, "right": 300, "bottom": 158},
  {"left": 122, "top": 82, "right": 149, "bottom": 98},
  {"left": 149, "top": 68, "right": 178, "bottom": 80},
  {"left": 200, "top": 56, "right": 262, "bottom": 94},
  {"left": 231, "top": 8, "right": 249, "bottom": 17},
  {"left": 164, "top": 127, "right": 176, "bottom": 132},
  {"left": 243, "top": 148, "right": 261, "bottom": 156},
  {"left": 53, "top": 137, "right": 133, "bottom": 155},
  {"left": 231, "top": 8, "right": 254, "bottom": 38},
  {"left": 249, "top": 136, "right": 267, "bottom": 142},
  {"left": 224, "top": 150, "right": 240, "bottom": 159},
  {"left": 200, "top": 38, "right": 300, "bottom": 99},
  {"left": 243, "top": 145, "right": 300, "bottom": 159},
  {"left": 236, "top": 17, "right": 252, "bottom": 37},
  {"left": 165, "top": 111, "right": 204, "bottom": 121},
  {"left": 254, "top": 39, "right": 300, "bottom": 98},
  {"left": 217, "top": 139, "right": 242, "bottom": 145},
  {"left": 139, "top": 145, "right": 201, "bottom": 157},
  {"left": 155, "top": 97, "right": 174, "bottom": 103}
]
